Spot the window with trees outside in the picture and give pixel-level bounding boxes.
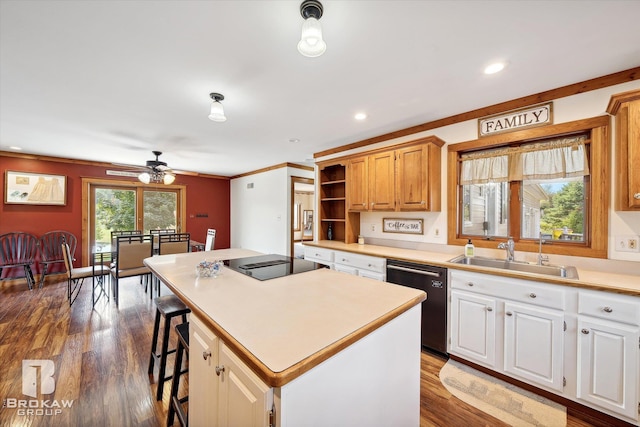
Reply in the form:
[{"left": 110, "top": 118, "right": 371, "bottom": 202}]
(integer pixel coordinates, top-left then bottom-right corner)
[{"left": 448, "top": 116, "right": 610, "bottom": 259}]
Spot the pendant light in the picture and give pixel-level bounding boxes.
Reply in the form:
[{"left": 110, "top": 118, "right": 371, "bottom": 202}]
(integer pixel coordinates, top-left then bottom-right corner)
[
  {"left": 298, "top": 0, "right": 326, "bottom": 58},
  {"left": 208, "top": 93, "right": 227, "bottom": 122}
]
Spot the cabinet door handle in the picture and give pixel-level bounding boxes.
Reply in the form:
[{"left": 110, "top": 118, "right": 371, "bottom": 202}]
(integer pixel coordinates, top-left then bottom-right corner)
[
  {"left": 529, "top": 293, "right": 537, "bottom": 298},
  {"left": 506, "top": 311, "right": 513, "bottom": 316},
  {"left": 603, "top": 306, "right": 613, "bottom": 313},
  {"left": 634, "top": 193, "right": 640, "bottom": 200},
  {"left": 215, "top": 365, "right": 225, "bottom": 376},
  {"left": 467, "top": 282, "right": 474, "bottom": 287},
  {"left": 486, "top": 307, "right": 493, "bottom": 312},
  {"left": 581, "top": 328, "right": 590, "bottom": 334},
  {"left": 202, "top": 350, "right": 211, "bottom": 360}
]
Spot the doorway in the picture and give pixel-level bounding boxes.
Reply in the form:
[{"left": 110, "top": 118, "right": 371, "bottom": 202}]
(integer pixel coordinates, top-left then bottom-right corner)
[{"left": 291, "top": 177, "right": 314, "bottom": 258}]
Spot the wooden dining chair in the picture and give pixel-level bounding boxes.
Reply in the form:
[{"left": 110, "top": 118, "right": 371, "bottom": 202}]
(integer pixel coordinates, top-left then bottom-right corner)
[
  {"left": 38, "top": 230, "right": 77, "bottom": 288},
  {"left": 62, "top": 242, "right": 109, "bottom": 306},
  {"left": 110, "top": 234, "right": 153, "bottom": 307},
  {"left": 0, "top": 232, "right": 39, "bottom": 290}
]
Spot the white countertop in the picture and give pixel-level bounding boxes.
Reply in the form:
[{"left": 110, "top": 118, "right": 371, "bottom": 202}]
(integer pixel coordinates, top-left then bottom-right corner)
[
  {"left": 144, "top": 248, "right": 426, "bottom": 387},
  {"left": 305, "top": 241, "right": 640, "bottom": 296}
]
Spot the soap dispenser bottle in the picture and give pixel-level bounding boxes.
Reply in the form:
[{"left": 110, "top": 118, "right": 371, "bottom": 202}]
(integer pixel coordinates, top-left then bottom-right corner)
[{"left": 465, "top": 239, "right": 475, "bottom": 257}]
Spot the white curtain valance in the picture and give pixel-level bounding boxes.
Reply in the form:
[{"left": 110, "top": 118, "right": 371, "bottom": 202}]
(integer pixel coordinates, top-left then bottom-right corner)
[{"left": 460, "top": 135, "right": 589, "bottom": 185}]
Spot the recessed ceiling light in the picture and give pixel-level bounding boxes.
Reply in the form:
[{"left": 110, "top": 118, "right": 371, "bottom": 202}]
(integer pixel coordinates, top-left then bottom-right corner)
[
  {"left": 289, "top": 138, "right": 300, "bottom": 143},
  {"left": 484, "top": 62, "right": 507, "bottom": 75},
  {"left": 354, "top": 112, "right": 367, "bottom": 121},
  {"left": 8, "top": 146, "right": 22, "bottom": 150}
]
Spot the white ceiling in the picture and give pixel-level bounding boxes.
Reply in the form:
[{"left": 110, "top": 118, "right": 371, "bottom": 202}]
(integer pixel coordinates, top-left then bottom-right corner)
[{"left": 1, "top": 1, "right": 639, "bottom": 177}]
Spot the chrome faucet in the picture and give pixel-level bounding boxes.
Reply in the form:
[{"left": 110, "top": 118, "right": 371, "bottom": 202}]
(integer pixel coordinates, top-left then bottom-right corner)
[
  {"left": 538, "top": 232, "right": 550, "bottom": 265},
  {"left": 498, "top": 236, "right": 515, "bottom": 261}
]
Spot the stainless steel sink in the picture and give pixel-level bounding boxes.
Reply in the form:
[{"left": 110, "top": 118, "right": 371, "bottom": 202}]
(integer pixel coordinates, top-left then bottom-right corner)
[{"left": 448, "top": 255, "right": 579, "bottom": 279}]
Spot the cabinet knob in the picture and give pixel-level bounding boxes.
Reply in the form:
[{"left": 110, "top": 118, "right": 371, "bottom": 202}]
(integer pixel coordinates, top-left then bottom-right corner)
[
  {"left": 342, "top": 258, "right": 348, "bottom": 262},
  {"left": 581, "top": 328, "right": 590, "bottom": 335},
  {"left": 202, "top": 350, "right": 211, "bottom": 360},
  {"left": 486, "top": 307, "right": 493, "bottom": 312},
  {"left": 603, "top": 306, "right": 613, "bottom": 313},
  {"left": 371, "top": 202, "right": 374, "bottom": 206},
  {"left": 506, "top": 311, "right": 513, "bottom": 316},
  {"left": 529, "top": 293, "right": 537, "bottom": 298},
  {"left": 215, "top": 365, "right": 225, "bottom": 376},
  {"left": 421, "top": 201, "right": 425, "bottom": 205},
  {"left": 467, "top": 282, "right": 474, "bottom": 287},
  {"left": 634, "top": 193, "right": 640, "bottom": 200}
]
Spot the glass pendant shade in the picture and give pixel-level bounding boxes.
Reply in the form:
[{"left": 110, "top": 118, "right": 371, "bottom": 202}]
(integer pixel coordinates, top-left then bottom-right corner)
[
  {"left": 208, "top": 101, "right": 227, "bottom": 122},
  {"left": 163, "top": 173, "right": 176, "bottom": 185},
  {"left": 298, "top": 17, "right": 326, "bottom": 57},
  {"left": 138, "top": 172, "right": 151, "bottom": 184}
]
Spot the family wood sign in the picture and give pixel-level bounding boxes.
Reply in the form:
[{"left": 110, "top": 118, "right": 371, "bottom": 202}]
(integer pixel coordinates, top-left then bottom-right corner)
[{"left": 478, "top": 102, "right": 553, "bottom": 137}]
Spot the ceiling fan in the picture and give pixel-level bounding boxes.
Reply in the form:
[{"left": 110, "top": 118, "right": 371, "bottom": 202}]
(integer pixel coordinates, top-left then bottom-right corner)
[{"left": 113, "top": 151, "right": 177, "bottom": 184}]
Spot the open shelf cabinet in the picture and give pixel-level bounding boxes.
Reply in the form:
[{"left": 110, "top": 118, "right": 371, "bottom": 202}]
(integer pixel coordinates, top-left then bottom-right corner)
[{"left": 317, "top": 160, "right": 360, "bottom": 243}]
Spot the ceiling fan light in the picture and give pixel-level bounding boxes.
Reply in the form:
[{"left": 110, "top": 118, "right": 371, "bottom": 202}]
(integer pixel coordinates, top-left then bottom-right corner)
[
  {"left": 298, "top": 17, "right": 326, "bottom": 57},
  {"left": 163, "top": 173, "right": 176, "bottom": 185},
  {"left": 138, "top": 172, "right": 151, "bottom": 184}
]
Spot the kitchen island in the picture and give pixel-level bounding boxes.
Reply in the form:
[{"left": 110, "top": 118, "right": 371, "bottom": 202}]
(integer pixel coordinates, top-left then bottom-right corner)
[{"left": 145, "top": 248, "right": 426, "bottom": 427}]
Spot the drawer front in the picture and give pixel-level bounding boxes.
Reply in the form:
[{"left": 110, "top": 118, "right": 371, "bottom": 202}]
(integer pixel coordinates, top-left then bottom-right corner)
[
  {"left": 304, "top": 246, "right": 334, "bottom": 264},
  {"left": 334, "top": 251, "right": 386, "bottom": 273},
  {"left": 450, "top": 270, "right": 565, "bottom": 310},
  {"left": 578, "top": 291, "right": 640, "bottom": 325}
]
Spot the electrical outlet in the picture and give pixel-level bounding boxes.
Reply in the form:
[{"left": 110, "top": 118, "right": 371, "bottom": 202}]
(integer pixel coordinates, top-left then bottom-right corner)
[
  {"left": 371, "top": 224, "right": 376, "bottom": 232},
  {"left": 615, "top": 235, "right": 640, "bottom": 252}
]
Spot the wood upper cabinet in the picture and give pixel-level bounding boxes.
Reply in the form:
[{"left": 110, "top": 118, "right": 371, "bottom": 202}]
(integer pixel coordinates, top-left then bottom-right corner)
[
  {"left": 346, "top": 136, "right": 444, "bottom": 212},
  {"left": 607, "top": 89, "right": 640, "bottom": 210},
  {"left": 369, "top": 150, "right": 396, "bottom": 210},
  {"left": 347, "top": 155, "right": 368, "bottom": 211},
  {"left": 396, "top": 142, "right": 441, "bottom": 211}
]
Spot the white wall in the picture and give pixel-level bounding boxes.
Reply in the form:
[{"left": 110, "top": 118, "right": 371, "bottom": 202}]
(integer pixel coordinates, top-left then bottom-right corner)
[
  {"left": 231, "top": 166, "right": 313, "bottom": 255},
  {"left": 317, "top": 80, "right": 640, "bottom": 263}
]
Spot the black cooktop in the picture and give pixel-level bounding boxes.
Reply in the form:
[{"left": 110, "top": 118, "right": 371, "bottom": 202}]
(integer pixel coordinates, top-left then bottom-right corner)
[{"left": 224, "top": 254, "right": 324, "bottom": 281}]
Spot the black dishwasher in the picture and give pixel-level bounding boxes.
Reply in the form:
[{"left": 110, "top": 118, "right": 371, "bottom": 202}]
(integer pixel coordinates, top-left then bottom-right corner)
[{"left": 386, "top": 259, "right": 448, "bottom": 355}]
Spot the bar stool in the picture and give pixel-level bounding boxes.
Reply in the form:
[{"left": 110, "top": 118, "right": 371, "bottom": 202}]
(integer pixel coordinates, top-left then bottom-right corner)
[
  {"left": 167, "top": 322, "right": 189, "bottom": 427},
  {"left": 148, "top": 295, "right": 191, "bottom": 401}
]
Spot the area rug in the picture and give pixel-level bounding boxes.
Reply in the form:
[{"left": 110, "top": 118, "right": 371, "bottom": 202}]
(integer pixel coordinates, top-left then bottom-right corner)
[{"left": 439, "top": 359, "right": 566, "bottom": 426}]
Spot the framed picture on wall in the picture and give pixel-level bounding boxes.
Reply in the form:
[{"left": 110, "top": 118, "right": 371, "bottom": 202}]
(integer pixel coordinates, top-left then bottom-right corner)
[{"left": 4, "top": 171, "right": 67, "bottom": 206}]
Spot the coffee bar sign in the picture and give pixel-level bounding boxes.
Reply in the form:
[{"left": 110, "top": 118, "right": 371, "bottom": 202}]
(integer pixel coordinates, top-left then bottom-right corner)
[
  {"left": 478, "top": 102, "right": 553, "bottom": 137},
  {"left": 382, "top": 218, "right": 424, "bottom": 235}
]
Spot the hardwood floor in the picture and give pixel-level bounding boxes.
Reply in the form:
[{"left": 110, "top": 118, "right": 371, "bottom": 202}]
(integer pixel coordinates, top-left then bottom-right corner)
[{"left": 0, "top": 275, "right": 618, "bottom": 426}]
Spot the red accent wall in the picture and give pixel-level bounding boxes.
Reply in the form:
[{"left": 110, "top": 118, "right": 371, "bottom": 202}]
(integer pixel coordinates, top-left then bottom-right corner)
[{"left": 0, "top": 155, "right": 230, "bottom": 278}]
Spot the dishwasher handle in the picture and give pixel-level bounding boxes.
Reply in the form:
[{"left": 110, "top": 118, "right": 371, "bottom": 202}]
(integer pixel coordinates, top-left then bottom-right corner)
[{"left": 387, "top": 264, "right": 441, "bottom": 277}]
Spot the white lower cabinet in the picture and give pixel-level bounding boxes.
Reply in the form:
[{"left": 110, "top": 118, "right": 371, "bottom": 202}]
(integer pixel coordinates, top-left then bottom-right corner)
[
  {"left": 304, "top": 246, "right": 386, "bottom": 281},
  {"left": 449, "top": 269, "right": 640, "bottom": 425},
  {"left": 190, "top": 316, "right": 273, "bottom": 427},
  {"left": 218, "top": 342, "right": 272, "bottom": 427},
  {"left": 503, "top": 302, "right": 565, "bottom": 392},
  {"left": 576, "top": 290, "right": 640, "bottom": 421},
  {"left": 450, "top": 290, "right": 496, "bottom": 367}
]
